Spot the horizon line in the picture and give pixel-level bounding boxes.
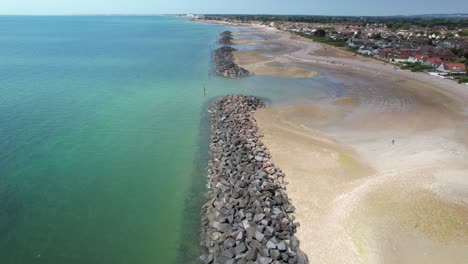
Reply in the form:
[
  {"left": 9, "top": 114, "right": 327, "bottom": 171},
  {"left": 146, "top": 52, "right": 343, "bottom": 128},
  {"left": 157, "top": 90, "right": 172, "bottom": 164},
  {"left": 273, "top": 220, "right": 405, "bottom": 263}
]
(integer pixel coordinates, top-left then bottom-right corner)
[{"left": 0, "top": 13, "right": 467, "bottom": 17}]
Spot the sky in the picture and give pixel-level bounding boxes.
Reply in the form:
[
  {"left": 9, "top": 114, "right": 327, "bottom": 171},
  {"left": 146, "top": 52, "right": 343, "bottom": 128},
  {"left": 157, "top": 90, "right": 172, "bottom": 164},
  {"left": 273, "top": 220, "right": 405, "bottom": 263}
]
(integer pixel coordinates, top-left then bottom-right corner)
[{"left": 1, "top": 0, "right": 468, "bottom": 16}]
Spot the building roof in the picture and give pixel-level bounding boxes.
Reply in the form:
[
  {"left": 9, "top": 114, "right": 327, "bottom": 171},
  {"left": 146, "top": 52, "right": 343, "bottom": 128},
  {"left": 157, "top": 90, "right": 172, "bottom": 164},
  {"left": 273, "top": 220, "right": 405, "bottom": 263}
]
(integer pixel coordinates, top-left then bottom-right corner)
[
  {"left": 415, "top": 54, "right": 429, "bottom": 61},
  {"left": 425, "top": 57, "right": 443, "bottom": 66},
  {"left": 442, "top": 63, "right": 466, "bottom": 72},
  {"left": 432, "top": 48, "right": 456, "bottom": 58}
]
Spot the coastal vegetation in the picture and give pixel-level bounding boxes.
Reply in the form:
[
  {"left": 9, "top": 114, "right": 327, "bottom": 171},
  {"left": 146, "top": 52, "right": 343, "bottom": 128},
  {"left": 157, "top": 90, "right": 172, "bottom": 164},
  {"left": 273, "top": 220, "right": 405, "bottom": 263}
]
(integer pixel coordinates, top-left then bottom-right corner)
[
  {"left": 293, "top": 31, "right": 347, "bottom": 47},
  {"left": 400, "top": 62, "right": 434, "bottom": 72},
  {"left": 458, "top": 76, "right": 468, "bottom": 83}
]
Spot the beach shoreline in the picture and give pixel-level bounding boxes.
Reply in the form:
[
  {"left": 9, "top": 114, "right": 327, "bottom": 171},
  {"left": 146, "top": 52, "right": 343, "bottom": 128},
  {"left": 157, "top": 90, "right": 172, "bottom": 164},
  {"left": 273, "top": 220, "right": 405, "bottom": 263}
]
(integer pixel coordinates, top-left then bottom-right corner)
[{"left": 198, "top": 18, "right": 468, "bottom": 263}]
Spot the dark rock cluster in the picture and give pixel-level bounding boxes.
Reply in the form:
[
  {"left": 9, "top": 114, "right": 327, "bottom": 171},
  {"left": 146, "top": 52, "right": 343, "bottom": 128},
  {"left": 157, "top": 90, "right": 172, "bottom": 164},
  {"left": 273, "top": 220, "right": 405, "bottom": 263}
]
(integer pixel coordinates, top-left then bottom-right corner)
[
  {"left": 201, "top": 95, "right": 309, "bottom": 264},
  {"left": 214, "top": 47, "right": 250, "bottom": 78},
  {"left": 219, "top": 36, "right": 234, "bottom": 45},
  {"left": 219, "top": 31, "right": 234, "bottom": 45},
  {"left": 220, "top": 31, "right": 233, "bottom": 37},
  {"left": 214, "top": 31, "right": 250, "bottom": 78}
]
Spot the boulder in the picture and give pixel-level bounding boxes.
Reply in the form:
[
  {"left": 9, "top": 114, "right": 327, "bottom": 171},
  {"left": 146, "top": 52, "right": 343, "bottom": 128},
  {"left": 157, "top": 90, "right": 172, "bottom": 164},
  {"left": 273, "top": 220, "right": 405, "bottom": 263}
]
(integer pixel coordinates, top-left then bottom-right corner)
[
  {"left": 201, "top": 95, "right": 308, "bottom": 263},
  {"left": 214, "top": 47, "right": 250, "bottom": 78}
]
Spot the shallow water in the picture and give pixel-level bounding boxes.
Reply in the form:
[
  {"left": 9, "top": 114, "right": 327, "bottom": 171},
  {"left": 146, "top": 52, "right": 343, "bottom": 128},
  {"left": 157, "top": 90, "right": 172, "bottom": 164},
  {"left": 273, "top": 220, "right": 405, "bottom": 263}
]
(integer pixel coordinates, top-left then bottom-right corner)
[{"left": 0, "top": 16, "right": 343, "bottom": 263}]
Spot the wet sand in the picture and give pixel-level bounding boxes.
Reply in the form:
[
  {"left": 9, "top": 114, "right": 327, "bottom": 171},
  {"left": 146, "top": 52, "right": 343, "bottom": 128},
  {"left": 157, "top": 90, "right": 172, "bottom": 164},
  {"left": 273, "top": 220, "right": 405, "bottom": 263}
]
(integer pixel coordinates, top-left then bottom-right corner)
[
  {"left": 232, "top": 48, "right": 318, "bottom": 78},
  {"left": 234, "top": 26, "right": 468, "bottom": 263},
  {"left": 229, "top": 29, "right": 320, "bottom": 78}
]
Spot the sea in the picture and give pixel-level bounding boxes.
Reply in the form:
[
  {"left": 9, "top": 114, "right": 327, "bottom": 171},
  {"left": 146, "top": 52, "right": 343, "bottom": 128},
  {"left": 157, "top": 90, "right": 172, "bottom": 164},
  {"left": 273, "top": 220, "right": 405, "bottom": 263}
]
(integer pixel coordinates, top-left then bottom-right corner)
[{"left": 0, "top": 16, "right": 344, "bottom": 263}]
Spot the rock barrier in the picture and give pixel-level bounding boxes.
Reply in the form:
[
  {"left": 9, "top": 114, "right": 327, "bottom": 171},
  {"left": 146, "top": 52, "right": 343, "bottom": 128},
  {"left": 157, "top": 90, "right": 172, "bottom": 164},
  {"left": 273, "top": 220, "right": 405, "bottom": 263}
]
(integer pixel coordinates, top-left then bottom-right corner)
[
  {"left": 214, "top": 47, "right": 250, "bottom": 78},
  {"left": 219, "top": 36, "right": 234, "bottom": 45},
  {"left": 220, "top": 31, "right": 233, "bottom": 37},
  {"left": 201, "top": 95, "right": 309, "bottom": 264},
  {"left": 214, "top": 31, "right": 249, "bottom": 78},
  {"left": 219, "top": 31, "right": 234, "bottom": 45}
]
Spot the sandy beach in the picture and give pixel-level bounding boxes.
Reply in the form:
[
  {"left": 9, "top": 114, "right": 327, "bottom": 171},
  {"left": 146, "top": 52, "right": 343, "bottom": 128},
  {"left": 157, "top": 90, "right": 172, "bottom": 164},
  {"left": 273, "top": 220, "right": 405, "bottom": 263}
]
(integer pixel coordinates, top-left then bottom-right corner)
[{"left": 229, "top": 24, "right": 468, "bottom": 263}]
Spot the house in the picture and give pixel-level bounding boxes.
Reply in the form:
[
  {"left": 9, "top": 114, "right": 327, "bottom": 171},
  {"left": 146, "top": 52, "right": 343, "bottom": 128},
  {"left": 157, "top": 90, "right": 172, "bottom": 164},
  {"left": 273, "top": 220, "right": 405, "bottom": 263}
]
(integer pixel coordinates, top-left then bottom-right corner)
[
  {"left": 408, "top": 54, "right": 429, "bottom": 63},
  {"left": 439, "top": 40, "right": 456, "bottom": 49},
  {"left": 431, "top": 48, "right": 456, "bottom": 61},
  {"left": 347, "top": 38, "right": 369, "bottom": 48},
  {"left": 438, "top": 39, "right": 468, "bottom": 50},
  {"left": 330, "top": 32, "right": 350, "bottom": 40},
  {"left": 378, "top": 48, "right": 394, "bottom": 60},
  {"left": 423, "top": 57, "right": 443, "bottom": 68},
  {"left": 358, "top": 46, "right": 379, "bottom": 56},
  {"left": 394, "top": 53, "right": 410, "bottom": 63},
  {"left": 437, "top": 63, "right": 466, "bottom": 74},
  {"left": 393, "top": 50, "right": 415, "bottom": 63}
]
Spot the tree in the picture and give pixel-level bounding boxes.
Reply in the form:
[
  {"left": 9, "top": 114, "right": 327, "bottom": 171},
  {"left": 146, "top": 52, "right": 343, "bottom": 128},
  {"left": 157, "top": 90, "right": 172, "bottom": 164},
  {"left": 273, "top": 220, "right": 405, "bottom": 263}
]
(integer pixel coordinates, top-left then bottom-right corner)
[
  {"left": 371, "top": 33, "right": 382, "bottom": 40},
  {"left": 356, "top": 30, "right": 362, "bottom": 38},
  {"left": 451, "top": 48, "right": 464, "bottom": 57},
  {"left": 315, "top": 29, "right": 326, "bottom": 37}
]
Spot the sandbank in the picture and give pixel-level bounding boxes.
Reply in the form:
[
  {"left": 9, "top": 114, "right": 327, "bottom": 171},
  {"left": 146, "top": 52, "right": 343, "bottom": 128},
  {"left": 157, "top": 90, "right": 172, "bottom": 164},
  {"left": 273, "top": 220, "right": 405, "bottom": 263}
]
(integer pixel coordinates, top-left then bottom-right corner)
[{"left": 246, "top": 26, "right": 468, "bottom": 263}]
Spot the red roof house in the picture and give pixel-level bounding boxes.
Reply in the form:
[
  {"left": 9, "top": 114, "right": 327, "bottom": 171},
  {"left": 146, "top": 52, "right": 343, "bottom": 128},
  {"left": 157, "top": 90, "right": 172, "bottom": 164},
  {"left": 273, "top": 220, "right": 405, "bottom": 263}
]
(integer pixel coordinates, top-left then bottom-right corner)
[
  {"left": 409, "top": 54, "right": 429, "bottom": 63},
  {"left": 423, "top": 57, "right": 443, "bottom": 68},
  {"left": 415, "top": 54, "right": 429, "bottom": 61},
  {"left": 437, "top": 63, "right": 466, "bottom": 74}
]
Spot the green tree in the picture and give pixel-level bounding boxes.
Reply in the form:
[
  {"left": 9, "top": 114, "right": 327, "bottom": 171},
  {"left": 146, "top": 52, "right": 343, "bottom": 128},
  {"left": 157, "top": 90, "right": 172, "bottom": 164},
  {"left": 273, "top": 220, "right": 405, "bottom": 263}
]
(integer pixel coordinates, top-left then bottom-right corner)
[
  {"left": 458, "top": 76, "right": 468, "bottom": 84},
  {"left": 451, "top": 48, "right": 464, "bottom": 57},
  {"left": 315, "top": 29, "right": 326, "bottom": 37},
  {"left": 371, "top": 33, "right": 382, "bottom": 40},
  {"left": 356, "top": 30, "right": 362, "bottom": 38}
]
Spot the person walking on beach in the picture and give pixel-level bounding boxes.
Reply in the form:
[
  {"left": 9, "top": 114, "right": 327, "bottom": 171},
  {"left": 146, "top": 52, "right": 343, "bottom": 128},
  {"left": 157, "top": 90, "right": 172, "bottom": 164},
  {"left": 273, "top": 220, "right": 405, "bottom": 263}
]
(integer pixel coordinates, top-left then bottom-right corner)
[{"left": 392, "top": 139, "right": 395, "bottom": 145}]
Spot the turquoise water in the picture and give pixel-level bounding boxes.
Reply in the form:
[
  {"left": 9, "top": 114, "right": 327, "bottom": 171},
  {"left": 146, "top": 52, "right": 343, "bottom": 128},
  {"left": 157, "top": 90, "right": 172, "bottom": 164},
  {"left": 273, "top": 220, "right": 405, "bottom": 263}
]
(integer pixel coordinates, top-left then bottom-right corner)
[{"left": 0, "top": 16, "right": 343, "bottom": 264}]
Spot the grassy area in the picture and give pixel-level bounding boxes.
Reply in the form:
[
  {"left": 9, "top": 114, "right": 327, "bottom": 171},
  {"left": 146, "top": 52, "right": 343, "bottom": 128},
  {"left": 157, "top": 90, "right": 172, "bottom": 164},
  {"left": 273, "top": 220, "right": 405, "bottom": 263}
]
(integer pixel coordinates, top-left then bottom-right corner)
[
  {"left": 292, "top": 31, "right": 348, "bottom": 47},
  {"left": 458, "top": 76, "right": 468, "bottom": 84},
  {"left": 400, "top": 62, "right": 434, "bottom": 72},
  {"left": 346, "top": 46, "right": 360, "bottom": 52}
]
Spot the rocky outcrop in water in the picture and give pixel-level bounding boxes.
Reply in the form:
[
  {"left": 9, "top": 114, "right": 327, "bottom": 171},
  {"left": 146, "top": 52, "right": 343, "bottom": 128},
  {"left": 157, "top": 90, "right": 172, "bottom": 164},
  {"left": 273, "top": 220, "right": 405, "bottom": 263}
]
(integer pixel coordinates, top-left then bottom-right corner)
[
  {"left": 221, "top": 31, "right": 233, "bottom": 37},
  {"left": 214, "top": 47, "right": 250, "bottom": 78},
  {"left": 219, "top": 36, "right": 234, "bottom": 45},
  {"left": 201, "top": 95, "right": 309, "bottom": 264},
  {"left": 219, "top": 31, "right": 234, "bottom": 45}
]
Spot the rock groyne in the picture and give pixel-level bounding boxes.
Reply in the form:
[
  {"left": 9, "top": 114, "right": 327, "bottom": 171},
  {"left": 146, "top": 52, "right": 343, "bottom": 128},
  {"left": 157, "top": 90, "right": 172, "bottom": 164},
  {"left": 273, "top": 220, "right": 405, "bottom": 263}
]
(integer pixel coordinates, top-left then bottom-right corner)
[
  {"left": 219, "top": 36, "right": 234, "bottom": 45},
  {"left": 220, "top": 31, "right": 233, "bottom": 37},
  {"left": 219, "top": 31, "right": 234, "bottom": 45},
  {"left": 214, "top": 31, "right": 250, "bottom": 78},
  {"left": 201, "top": 95, "right": 308, "bottom": 264},
  {"left": 214, "top": 47, "right": 250, "bottom": 78}
]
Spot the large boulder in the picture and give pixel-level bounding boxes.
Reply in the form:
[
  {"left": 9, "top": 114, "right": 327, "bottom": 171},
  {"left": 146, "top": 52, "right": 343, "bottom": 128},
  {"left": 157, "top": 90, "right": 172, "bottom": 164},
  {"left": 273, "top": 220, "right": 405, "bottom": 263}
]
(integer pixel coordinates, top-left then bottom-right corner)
[
  {"left": 214, "top": 46, "right": 250, "bottom": 78},
  {"left": 201, "top": 95, "right": 308, "bottom": 263}
]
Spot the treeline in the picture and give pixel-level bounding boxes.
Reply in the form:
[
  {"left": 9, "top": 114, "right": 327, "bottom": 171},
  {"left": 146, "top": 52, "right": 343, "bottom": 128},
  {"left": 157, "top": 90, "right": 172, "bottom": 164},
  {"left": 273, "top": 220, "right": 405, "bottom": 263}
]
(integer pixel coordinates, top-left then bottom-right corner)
[
  {"left": 203, "top": 15, "right": 468, "bottom": 29},
  {"left": 386, "top": 18, "right": 468, "bottom": 30}
]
